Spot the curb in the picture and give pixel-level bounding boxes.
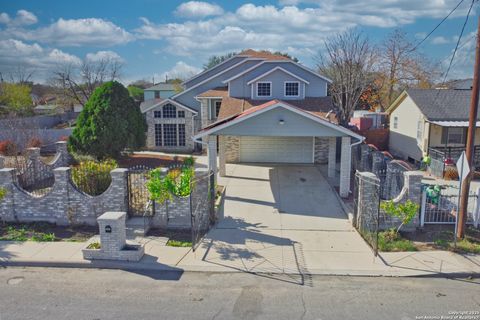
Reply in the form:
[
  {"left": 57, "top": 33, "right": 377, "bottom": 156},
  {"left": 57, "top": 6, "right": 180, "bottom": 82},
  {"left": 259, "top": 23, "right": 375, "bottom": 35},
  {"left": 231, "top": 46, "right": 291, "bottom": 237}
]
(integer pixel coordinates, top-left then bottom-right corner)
[{"left": 2, "top": 260, "right": 479, "bottom": 279}]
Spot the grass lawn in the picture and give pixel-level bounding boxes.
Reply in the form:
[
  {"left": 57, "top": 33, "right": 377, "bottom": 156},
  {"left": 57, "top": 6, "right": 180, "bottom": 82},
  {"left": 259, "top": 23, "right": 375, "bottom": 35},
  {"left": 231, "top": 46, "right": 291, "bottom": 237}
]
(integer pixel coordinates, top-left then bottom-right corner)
[
  {"left": 378, "top": 229, "right": 417, "bottom": 252},
  {"left": 0, "top": 222, "right": 96, "bottom": 242},
  {"left": 431, "top": 227, "right": 480, "bottom": 254},
  {"left": 166, "top": 239, "right": 192, "bottom": 247}
]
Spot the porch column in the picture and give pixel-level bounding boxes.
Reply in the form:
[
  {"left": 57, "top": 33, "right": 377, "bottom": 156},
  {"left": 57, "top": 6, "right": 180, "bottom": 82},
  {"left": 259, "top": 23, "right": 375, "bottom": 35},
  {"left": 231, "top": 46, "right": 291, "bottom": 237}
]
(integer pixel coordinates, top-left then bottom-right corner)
[
  {"left": 218, "top": 136, "right": 226, "bottom": 177},
  {"left": 328, "top": 137, "right": 336, "bottom": 178},
  {"left": 339, "top": 136, "right": 351, "bottom": 198},
  {"left": 207, "top": 136, "right": 217, "bottom": 176}
]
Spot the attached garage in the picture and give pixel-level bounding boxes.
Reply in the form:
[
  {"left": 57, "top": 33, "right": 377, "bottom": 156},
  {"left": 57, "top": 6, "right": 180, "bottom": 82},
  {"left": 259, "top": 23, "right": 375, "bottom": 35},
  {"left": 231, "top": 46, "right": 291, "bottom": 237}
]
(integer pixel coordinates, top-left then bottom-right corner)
[{"left": 239, "top": 136, "right": 313, "bottom": 163}]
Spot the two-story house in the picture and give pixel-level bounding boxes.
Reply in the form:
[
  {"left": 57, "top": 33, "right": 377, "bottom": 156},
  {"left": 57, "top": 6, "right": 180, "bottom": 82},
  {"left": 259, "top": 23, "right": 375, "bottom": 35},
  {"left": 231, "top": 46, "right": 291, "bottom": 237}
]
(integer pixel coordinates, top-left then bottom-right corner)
[{"left": 140, "top": 49, "right": 363, "bottom": 197}]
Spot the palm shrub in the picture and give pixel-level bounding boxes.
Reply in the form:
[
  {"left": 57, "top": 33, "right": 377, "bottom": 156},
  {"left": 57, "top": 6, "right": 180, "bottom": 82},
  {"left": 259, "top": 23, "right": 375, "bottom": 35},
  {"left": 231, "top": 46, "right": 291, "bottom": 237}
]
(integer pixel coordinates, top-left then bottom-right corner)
[
  {"left": 71, "top": 159, "right": 118, "bottom": 196},
  {"left": 380, "top": 200, "right": 419, "bottom": 234}
]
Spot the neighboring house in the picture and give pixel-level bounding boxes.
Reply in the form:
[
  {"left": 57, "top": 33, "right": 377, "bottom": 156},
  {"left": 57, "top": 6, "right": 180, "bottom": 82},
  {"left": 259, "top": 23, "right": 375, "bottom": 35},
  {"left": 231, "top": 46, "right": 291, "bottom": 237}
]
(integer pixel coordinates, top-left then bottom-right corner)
[
  {"left": 387, "top": 89, "right": 480, "bottom": 166},
  {"left": 144, "top": 83, "right": 177, "bottom": 100},
  {"left": 140, "top": 49, "right": 364, "bottom": 197},
  {"left": 33, "top": 104, "right": 62, "bottom": 115}
]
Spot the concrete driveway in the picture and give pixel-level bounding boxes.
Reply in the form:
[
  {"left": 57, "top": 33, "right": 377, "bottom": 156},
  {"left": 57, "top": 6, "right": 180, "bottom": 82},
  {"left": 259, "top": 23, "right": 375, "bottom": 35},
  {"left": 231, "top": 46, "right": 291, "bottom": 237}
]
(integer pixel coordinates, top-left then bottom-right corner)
[{"left": 187, "top": 163, "right": 383, "bottom": 277}]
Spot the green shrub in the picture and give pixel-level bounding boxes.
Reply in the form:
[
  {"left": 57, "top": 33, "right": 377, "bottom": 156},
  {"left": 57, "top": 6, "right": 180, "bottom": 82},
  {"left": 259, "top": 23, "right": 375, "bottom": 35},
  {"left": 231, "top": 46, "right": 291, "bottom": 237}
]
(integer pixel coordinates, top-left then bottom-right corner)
[
  {"left": 378, "top": 229, "right": 417, "bottom": 252},
  {"left": 87, "top": 242, "right": 101, "bottom": 249},
  {"left": 147, "top": 166, "right": 195, "bottom": 204},
  {"left": 183, "top": 156, "right": 195, "bottom": 167},
  {"left": 68, "top": 81, "right": 146, "bottom": 159},
  {"left": 166, "top": 239, "right": 192, "bottom": 247},
  {"left": 0, "top": 187, "right": 6, "bottom": 201},
  {"left": 380, "top": 200, "right": 419, "bottom": 234},
  {"left": 71, "top": 159, "right": 118, "bottom": 196}
]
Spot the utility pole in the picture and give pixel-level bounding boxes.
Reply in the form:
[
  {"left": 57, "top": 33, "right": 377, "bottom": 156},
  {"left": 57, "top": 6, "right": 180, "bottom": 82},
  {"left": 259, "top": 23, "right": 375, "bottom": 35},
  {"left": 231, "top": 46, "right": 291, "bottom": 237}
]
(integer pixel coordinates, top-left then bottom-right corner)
[{"left": 458, "top": 16, "right": 480, "bottom": 239}]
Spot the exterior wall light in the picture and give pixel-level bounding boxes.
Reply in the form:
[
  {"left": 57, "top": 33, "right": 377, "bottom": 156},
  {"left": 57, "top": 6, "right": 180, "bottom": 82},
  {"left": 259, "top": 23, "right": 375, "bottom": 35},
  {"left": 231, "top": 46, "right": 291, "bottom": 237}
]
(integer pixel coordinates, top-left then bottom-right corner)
[{"left": 279, "top": 119, "right": 285, "bottom": 125}]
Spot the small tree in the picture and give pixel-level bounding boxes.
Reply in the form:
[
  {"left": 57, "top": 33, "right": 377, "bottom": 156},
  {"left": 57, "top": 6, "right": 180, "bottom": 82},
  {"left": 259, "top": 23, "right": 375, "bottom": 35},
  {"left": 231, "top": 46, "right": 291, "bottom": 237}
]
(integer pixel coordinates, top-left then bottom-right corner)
[
  {"left": 68, "top": 81, "right": 146, "bottom": 159},
  {"left": 380, "top": 200, "right": 419, "bottom": 234},
  {"left": 127, "top": 85, "right": 144, "bottom": 102},
  {"left": 0, "top": 82, "right": 33, "bottom": 116}
]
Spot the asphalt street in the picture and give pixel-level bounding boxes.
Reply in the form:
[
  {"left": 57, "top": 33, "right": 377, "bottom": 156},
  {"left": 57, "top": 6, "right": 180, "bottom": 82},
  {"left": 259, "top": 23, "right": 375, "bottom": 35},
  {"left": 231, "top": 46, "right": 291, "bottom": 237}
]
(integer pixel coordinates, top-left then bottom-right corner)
[{"left": 0, "top": 267, "right": 479, "bottom": 320}]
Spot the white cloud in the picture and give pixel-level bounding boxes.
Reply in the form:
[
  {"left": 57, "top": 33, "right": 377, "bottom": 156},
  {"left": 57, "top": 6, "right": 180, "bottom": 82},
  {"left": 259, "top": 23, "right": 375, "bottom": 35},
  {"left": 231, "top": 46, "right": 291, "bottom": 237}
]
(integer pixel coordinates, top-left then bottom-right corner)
[
  {"left": 86, "top": 50, "right": 124, "bottom": 62},
  {"left": 0, "top": 10, "right": 38, "bottom": 27},
  {"left": 5, "top": 18, "right": 133, "bottom": 47},
  {"left": 442, "top": 32, "right": 476, "bottom": 79},
  {"left": 155, "top": 61, "right": 202, "bottom": 81},
  {"left": 175, "top": 1, "right": 224, "bottom": 18},
  {"left": 135, "top": 1, "right": 475, "bottom": 63},
  {"left": 431, "top": 36, "right": 450, "bottom": 45},
  {"left": 0, "top": 39, "right": 81, "bottom": 75}
]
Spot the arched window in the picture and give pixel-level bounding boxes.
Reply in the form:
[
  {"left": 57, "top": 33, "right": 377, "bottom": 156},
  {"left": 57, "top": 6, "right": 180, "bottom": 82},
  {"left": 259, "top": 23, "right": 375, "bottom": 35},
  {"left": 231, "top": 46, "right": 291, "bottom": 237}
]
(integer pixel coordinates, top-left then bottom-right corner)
[{"left": 162, "top": 104, "right": 177, "bottom": 118}]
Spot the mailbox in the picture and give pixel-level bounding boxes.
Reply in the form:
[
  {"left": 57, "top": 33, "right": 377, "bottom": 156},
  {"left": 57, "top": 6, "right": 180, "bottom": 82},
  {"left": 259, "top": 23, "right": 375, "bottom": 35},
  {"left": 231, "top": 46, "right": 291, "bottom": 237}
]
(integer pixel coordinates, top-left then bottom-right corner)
[{"left": 105, "top": 225, "right": 112, "bottom": 233}]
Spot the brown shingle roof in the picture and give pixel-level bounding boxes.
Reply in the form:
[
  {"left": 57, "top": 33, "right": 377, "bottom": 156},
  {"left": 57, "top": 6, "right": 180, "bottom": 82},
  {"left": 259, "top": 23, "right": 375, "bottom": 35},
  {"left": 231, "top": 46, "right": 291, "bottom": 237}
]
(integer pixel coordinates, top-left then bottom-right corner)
[
  {"left": 218, "top": 97, "right": 337, "bottom": 123},
  {"left": 239, "top": 49, "right": 291, "bottom": 61},
  {"left": 196, "top": 87, "right": 229, "bottom": 98}
]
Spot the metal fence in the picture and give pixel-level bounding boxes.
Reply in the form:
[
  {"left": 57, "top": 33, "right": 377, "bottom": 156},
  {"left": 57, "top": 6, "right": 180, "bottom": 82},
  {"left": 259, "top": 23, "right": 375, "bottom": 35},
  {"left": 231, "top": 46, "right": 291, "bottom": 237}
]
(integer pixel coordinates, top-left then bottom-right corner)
[
  {"left": 11, "top": 155, "right": 54, "bottom": 197},
  {"left": 353, "top": 172, "right": 381, "bottom": 256},
  {"left": 190, "top": 170, "right": 215, "bottom": 251},
  {"left": 420, "top": 184, "right": 480, "bottom": 226},
  {"left": 127, "top": 165, "right": 155, "bottom": 217}
]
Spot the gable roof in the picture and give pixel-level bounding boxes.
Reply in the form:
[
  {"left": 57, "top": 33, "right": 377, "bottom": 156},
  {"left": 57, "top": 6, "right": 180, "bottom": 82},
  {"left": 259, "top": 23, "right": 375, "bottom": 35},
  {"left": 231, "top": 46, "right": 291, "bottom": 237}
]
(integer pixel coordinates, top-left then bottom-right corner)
[
  {"left": 140, "top": 98, "right": 198, "bottom": 114},
  {"left": 388, "top": 89, "right": 477, "bottom": 121},
  {"left": 246, "top": 66, "right": 310, "bottom": 85},
  {"left": 193, "top": 100, "right": 362, "bottom": 141},
  {"left": 196, "top": 87, "right": 229, "bottom": 98},
  {"left": 217, "top": 96, "right": 336, "bottom": 122},
  {"left": 222, "top": 60, "right": 331, "bottom": 84},
  {"left": 145, "top": 83, "right": 176, "bottom": 91}
]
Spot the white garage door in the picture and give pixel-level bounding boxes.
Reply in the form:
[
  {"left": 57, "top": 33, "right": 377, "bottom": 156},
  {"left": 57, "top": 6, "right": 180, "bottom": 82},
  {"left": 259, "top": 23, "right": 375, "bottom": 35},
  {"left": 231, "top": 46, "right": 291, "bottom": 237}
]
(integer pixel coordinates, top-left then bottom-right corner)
[{"left": 239, "top": 136, "right": 313, "bottom": 163}]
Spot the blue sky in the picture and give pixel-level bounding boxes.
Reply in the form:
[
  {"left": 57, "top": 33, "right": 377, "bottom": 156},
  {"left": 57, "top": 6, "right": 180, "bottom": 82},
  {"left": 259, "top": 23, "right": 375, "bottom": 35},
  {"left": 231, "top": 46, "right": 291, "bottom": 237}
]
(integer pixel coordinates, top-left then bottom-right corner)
[{"left": 0, "top": 0, "right": 478, "bottom": 84}]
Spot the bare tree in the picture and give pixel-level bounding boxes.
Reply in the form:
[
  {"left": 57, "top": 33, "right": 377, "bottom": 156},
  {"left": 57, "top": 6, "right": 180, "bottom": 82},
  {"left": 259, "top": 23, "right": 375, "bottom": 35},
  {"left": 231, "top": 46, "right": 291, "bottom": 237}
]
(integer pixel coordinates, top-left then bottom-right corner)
[
  {"left": 0, "top": 65, "right": 35, "bottom": 84},
  {"left": 380, "top": 30, "right": 438, "bottom": 107},
  {"left": 316, "top": 30, "right": 377, "bottom": 126},
  {"left": 51, "top": 57, "right": 123, "bottom": 106}
]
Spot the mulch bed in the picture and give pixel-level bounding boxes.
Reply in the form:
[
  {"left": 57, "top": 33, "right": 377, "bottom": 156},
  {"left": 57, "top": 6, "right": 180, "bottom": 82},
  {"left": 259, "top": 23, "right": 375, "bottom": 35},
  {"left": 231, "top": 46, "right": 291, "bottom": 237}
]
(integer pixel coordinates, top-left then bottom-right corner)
[
  {"left": 0, "top": 222, "right": 97, "bottom": 242},
  {"left": 147, "top": 228, "right": 192, "bottom": 242},
  {"left": 117, "top": 154, "right": 187, "bottom": 168},
  {"left": 401, "top": 225, "right": 480, "bottom": 251}
]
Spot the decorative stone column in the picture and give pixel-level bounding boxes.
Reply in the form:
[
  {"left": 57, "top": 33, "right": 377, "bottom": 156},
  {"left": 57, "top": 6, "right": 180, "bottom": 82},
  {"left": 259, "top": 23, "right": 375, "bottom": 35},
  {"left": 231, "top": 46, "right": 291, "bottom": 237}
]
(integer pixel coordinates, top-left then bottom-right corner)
[
  {"left": 0, "top": 156, "right": 4, "bottom": 169},
  {"left": 355, "top": 171, "right": 380, "bottom": 228},
  {"left": 53, "top": 167, "right": 70, "bottom": 226},
  {"left": 328, "top": 137, "right": 336, "bottom": 178},
  {"left": 218, "top": 136, "right": 226, "bottom": 177},
  {"left": 109, "top": 168, "right": 129, "bottom": 213},
  {"left": 55, "top": 141, "right": 70, "bottom": 167},
  {"left": 0, "top": 168, "right": 15, "bottom": 222},
  {"left": 360, "top": 144, "right": 370, "bottom": 172},
  {"left": 207, "top": 136, "right": 217, "bottom": 177},
  {"left": 339, "top": 136, "right": 351, "bottom": 198},
  {"left": 27, "top": 147, "right": 41, "bottom": 184}
]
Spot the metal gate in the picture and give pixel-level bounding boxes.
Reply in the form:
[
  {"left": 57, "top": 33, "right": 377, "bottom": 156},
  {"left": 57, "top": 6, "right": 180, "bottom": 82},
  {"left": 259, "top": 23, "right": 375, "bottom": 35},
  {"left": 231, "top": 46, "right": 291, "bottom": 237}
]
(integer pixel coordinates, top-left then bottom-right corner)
[
  {"left": 127, "top": 165, "right": 154, "bottom": 217},
  {"left": 420, "top": 184, "right": 480, "bottom": 227},
  {"left": 190, "top": 170, "right": 215, "bottom": 251}
]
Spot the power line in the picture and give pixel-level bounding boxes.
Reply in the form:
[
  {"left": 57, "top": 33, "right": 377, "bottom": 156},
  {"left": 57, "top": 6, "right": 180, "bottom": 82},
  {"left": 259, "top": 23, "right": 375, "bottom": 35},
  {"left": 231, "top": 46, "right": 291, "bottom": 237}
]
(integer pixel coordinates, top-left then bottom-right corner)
[
  {"left": 440, "top": 0, "right": 475, "bottom": 84},
  {"left": 410, "top": 0, "right": 466, "bottom": 52}
]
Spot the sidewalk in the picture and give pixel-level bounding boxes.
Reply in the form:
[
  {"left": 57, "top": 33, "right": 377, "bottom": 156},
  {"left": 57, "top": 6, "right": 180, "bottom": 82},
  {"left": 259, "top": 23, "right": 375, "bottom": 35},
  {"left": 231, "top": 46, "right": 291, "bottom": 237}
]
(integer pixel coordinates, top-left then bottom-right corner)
[{"left": 1, "top": 237, "right": 479, "bottom": 277}]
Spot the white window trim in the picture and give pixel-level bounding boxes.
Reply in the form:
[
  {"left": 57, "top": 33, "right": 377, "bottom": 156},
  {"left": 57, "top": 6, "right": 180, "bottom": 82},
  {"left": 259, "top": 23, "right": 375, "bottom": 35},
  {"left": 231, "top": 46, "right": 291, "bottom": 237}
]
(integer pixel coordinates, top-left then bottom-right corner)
[
  {"left": 255, "top": 81, "right": 272, "bottom": 98},
  {"left": 284, "top": 81, "right": 300, "bottom": 98}
]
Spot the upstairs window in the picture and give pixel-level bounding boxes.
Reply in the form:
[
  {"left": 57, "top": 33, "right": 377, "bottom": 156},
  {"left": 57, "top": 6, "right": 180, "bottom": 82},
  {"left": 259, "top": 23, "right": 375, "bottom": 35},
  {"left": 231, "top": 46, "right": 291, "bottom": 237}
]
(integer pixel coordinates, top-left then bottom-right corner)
[
  {"left": 154, "top": 91, "right": 160, "bottom": 99},
  {"left": 178, "top": 110, "right": 185, "bottom": 118},
  {"left": 162, "top": 104, "right": 176, "bottom": 118},
  {"left": 215, "top": 101, "right": 222, "bottom": 118},
  {"left": 257, "top": 82, "right": 271, "bottom": 97},
  {"left": 285, "top": 82, "right": 299, "bottom": 97},
  {"left": 154, "top": 110, "right": 162, "bottom": 118}
]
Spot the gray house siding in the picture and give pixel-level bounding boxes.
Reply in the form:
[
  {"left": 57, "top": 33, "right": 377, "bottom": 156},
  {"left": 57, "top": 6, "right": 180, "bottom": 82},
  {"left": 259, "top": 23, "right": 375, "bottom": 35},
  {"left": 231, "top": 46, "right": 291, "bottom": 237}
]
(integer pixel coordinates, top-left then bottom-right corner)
[
  {"left": 183, "top": 56, "right": 248, "bottom": 89},
  {"left": 214, "top": 107, "right": 345, "bottom": 137},
  {"left": 174, "top": 60, "right": 263, "bottom": 112},
  {"left": 229, "top": 62, "right": 327, "bottom": 99},
  {"left": 144, "top": 90, "right": 176, "bottom": 100}
]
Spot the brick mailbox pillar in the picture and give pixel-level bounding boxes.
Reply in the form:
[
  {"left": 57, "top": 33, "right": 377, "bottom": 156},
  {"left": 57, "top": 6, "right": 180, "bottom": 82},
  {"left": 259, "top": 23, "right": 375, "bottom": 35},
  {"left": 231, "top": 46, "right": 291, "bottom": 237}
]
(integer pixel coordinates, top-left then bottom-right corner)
[
  {"left": 83, "top": 211, "right": 144, "bottom": 261},
  {"left": 98, "top": 211, "right": 127, "bottom": 253}
]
